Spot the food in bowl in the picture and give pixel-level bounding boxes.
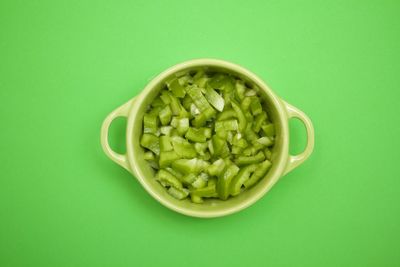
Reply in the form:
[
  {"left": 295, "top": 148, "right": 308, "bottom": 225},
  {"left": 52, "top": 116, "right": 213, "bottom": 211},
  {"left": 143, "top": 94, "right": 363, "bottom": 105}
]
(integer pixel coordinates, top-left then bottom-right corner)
[{"left": 140, "top": 69, "right": 275, "bottom": 203}]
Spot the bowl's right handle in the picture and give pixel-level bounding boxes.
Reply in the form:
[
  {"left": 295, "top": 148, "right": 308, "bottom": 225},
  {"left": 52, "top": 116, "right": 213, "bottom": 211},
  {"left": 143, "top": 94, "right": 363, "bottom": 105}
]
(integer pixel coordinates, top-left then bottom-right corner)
[
  {"left": 283, "top": 101, "right": 315, "bottom": 175},
  {"left": 100, "top": 98, "right": 136, "bottom": 174}
]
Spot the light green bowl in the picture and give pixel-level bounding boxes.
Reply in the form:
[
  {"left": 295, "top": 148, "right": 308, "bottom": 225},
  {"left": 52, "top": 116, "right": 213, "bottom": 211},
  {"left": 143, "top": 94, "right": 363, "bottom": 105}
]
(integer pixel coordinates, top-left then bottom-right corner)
[{"left": 101, "top": 59, "right": 314, "bottom": 218}]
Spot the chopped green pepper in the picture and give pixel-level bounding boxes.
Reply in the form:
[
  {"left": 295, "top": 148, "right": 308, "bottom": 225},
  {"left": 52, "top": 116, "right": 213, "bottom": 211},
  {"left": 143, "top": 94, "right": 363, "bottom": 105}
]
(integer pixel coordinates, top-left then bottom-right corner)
[
  {"left": 159, "top": 105, "right": 172, "bottom": 126},
  {"left": 185, "top": 127, "right": 207, "bottom": 142},
  {"left": 217, "top": 163, "right": 240, "bottom": 200},
  {"left": 235, "top": 151, "right": 265, "bottom": 166},
  {"left": 159, "top": 151, "right": 179, "bottom": 168},
  {"left": 230, "top": 164, "right": 257, "bottom": 196},
  {"left": 171, "top": 136, "right": 196, "bottom": 158},
  {"left": 244, "top": 159, "right": 272, "bottom": 188},
  {"left": 140, "top": 134, "right": 160, "bottom": 155},
  {"left": 140, "top": 69, "right": 276, "bottom": 202}
]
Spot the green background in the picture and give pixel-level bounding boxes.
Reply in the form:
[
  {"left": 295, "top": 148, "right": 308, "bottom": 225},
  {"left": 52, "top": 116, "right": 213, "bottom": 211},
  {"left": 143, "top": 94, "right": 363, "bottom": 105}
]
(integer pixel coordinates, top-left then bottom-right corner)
[{"left": 1, "top": 0, "right": 399, "bottom": 266}]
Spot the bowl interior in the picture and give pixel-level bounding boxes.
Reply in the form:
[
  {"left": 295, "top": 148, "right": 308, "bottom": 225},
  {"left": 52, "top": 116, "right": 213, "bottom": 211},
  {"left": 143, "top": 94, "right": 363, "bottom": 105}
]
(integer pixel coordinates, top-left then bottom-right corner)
[{"left": 129, "top": 61, "right": 288, "bottom": 217}]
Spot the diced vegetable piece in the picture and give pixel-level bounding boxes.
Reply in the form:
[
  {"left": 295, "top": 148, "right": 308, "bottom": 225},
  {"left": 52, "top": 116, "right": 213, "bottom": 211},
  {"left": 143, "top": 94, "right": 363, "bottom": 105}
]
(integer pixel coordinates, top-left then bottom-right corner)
[
  {"left": 140, "top": 134, "right": 160, "bottom": 155},
  {"left": 261, "top": 123, "right": 275, "bottom": 137},
  {"left": 210, "top": 135, "right": 227, "bottom": 157},
  {"left": 159, "top": 151, "right": 179, "bottom": 168},
  {"left": 166, "top": 78, "right": 186, "bottom": 98},
  {"left": 194, "top": 142, "right": 208, "bottom": 155},
  {"left": 235, "top": 151, "right": 265, "bottom": 166},
  {"left": 192, "top": 172, "right": 209, "bottom": 189},
  {"left": 231, "top": 100, "right": 247, "bottom": 132},
  {"left": 185, "top": 85, "right": 213, "bottom": 112},
  {"left": 235, "top": 80, "right": 246, "bottom": 100},
  {"left": 231, "top": 146, "right": 243, "bottom": 154},
  {"left": 244, "top": 159, "right": 272, "bottom": 188},
  {"left": 143, "top": 114, "right": 158, "bottom": 134},
  {"left": 207, "top": 158, "right": 226, "bottom": 176},
  {"left": 215, "top": 120, "right": 238, "bottom": 133},
  {"left": 168, "top": 187, "right": 189, "bottom": 199},
  {"left": 253, "top": 111, "right": 267, "bottom": 132},
  {"left": 144, "top": 151, "right": 155, "bottom": 161},
  {"left": 160, "top": 90, "right": 171, "bottom": 104},
  {"left": 156, "top": 169, "right": 182, "bottom": 189},
  {"left": 217, "top": 109, "right": 237, "bottom": 121},
  {"left": 264, "top": 148, "right": 272, "bottom": 160},
  {"left": 250, "top": 97, "right": 263, "bottom": 116},
  {"left": 209, "top": 73, "right": 227, "bottom": 89},
  {"left": 171, "top": 158, "right": 209, "bottom": 175},
  {"left": 165, "top": 167, "right": 183, "bottom": 179},
  {"left": 171, "top": 136, "right": 196, "bottom": 158},
  {"left": 181, "top": 173, "right": 197, "bottom": 185},
  {"left": 190, "top": 194, "right": 204, "bottom": 203},
  {"left": 185, "top": 127, "right": 207, "bottom": 142},
  {"left": 191, "top": 184, "right": 218, "bottom": 197},
  {"left": 160, "top": 126, "right": 173, "bottom": 136},
  {"left": 217, "top": 163, "right": 240, "bottom": 200},
  {"left": 241, "top": 96, "right": 253, "bottom": 111},
  {"left": 151, "top": 97, "right": 165, "bottom": 107},
  {"left": 255, "top": 136, "right": 274, "bottom": 147},
  {"left": 230, "top": 164, "right": 258, "bottom": 196},
  {"left": 204, "top": 85, "right": 225, "bottom": 112},
  {"left": 159, "top": 135, "right": 173, "bottom": 152},
  {"left": 159, "top": 105, "right": 172, "bottom": 126}
]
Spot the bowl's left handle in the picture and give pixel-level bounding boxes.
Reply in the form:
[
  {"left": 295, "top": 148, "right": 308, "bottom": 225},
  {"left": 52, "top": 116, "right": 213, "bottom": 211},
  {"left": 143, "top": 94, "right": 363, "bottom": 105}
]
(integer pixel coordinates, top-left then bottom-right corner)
[{"left": 100, "top": 98, "right": 136, "bottom": 174}]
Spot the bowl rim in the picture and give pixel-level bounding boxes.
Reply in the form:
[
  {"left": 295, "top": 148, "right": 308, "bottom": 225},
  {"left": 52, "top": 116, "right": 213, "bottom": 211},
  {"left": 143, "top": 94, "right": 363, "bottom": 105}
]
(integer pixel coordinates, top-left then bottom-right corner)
[{"left": 126, "top": 58, "right": 290, "bottom": 218}]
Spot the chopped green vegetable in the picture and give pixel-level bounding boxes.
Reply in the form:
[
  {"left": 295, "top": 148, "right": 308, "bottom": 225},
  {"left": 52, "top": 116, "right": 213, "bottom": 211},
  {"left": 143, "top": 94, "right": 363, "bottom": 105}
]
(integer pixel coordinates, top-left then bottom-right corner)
[
  {"left": 230, "top": 164, "right": 257, "bottom": 196},
  {"left": 159, "top": 151, "right": 179, "bottom": 168},
  {"left": 140, "top": 134, "right": 160, "bottom": 155},
  {"left": 244, "top": 159, "right": 272, "bottom": 188},
  {"left": 140, "top": 69, "right": 276, "bottom": 202},
  {"left": 235, "top": 151, "right": 265, "bottom": 166},
  {"left": 205, "top": 84, "right": 225, "bottom": 112},
  {"left": 159, "top": 105, "right": 172, "bottom": 126},
  {"left": 217, "top": 163, "right": 240, "bottom": 200}
]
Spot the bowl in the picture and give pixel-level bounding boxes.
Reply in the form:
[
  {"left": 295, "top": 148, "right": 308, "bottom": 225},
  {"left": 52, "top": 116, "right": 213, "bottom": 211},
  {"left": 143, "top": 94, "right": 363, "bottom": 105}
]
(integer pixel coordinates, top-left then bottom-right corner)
[{"left": 101, "top": 59, "right": 314, "bottom": 218}]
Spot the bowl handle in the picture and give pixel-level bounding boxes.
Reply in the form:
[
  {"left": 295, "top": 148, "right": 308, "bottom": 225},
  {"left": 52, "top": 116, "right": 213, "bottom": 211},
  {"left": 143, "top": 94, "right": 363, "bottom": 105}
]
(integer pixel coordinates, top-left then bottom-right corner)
[
  {"left": 100, "top": 98, "right": 136, "bottom": 174},
  {"left": 283, "top": 101, "right": 315, "bottom": 175}
]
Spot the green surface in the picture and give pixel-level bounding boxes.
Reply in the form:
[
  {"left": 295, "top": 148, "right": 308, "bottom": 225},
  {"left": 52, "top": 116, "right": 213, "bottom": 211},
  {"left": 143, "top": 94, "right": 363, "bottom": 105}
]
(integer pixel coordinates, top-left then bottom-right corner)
[{"left": 1, "top": 0, "right": 399, "bottom": 266}]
